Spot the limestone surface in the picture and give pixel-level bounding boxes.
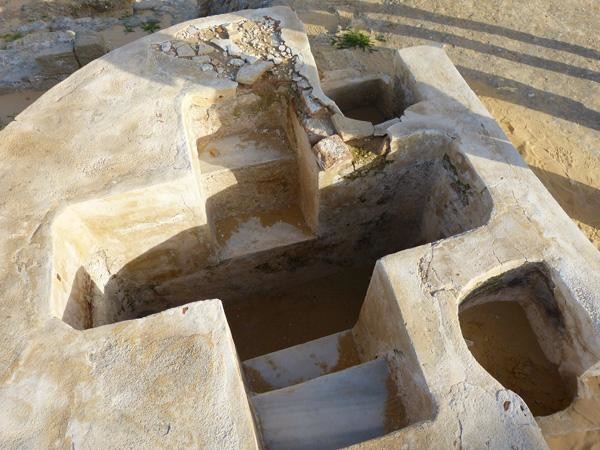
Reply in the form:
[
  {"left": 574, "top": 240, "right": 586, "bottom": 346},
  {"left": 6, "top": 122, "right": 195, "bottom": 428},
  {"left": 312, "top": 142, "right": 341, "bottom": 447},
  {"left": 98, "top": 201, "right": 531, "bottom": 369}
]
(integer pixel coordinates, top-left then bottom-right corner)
[
  {"left": 331, "top": 112, "right": 375, "bottom": 141},
  {"left": 236, "top": 60, "right": 274, "bottom": 85}
]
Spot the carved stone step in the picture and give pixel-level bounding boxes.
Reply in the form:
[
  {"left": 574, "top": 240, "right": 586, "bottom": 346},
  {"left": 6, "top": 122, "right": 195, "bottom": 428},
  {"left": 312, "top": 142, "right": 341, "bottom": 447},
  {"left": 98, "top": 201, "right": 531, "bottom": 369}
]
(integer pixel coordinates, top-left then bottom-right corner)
[
  {"left": 243, "top": 329, "right": 360, "bottom": 393},
  {"left": 251, "top": 358, "right": 404, "bottom": 450}
]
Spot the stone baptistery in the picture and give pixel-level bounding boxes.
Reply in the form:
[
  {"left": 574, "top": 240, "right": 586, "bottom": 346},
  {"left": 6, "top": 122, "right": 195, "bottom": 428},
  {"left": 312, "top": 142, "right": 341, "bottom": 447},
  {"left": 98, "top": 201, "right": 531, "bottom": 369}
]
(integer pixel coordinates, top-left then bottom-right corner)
[{"left": 1, "top": 6, "right": 599, "bottom": 450}]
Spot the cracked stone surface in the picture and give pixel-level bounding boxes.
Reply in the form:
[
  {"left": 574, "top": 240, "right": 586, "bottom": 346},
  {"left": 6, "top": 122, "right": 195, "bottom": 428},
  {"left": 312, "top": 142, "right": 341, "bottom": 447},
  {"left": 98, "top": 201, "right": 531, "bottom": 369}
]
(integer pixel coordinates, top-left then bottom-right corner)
[
  {"left": 236, "top": 59, "right": 274, "bottom": 85},
  {"left": 331, "top": 112, "right": 375, "bottom": 141},
  {"left": 311, "top": 134, "right": 352, "bottom": 170}
]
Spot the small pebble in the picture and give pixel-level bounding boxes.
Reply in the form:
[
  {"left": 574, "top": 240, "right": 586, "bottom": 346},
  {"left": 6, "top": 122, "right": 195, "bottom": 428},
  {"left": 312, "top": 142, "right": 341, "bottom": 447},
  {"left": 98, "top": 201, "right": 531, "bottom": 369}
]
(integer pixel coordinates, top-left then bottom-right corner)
[{"left": 160, "top": 41, "right": 172, "bottom": 53}]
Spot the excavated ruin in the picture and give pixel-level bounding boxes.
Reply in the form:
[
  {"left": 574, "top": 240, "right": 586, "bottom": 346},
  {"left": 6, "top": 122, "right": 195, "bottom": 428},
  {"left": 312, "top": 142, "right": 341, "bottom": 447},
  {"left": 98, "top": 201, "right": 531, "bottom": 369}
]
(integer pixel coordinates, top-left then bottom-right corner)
[{"left": 1, "top": 6, "right": 599, "bottom": 450}]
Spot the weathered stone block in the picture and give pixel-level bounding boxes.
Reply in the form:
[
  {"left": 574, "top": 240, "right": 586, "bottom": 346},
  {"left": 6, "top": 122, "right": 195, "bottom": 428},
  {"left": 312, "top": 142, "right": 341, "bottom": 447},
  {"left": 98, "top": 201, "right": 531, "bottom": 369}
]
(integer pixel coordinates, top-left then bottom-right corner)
[
  {"left": 373, "top": 117, "right": 401, "bottom": 136},
  {"left": 297, "top": 89, "right": 326, "bottom": 115},
  {"left": 331, "top": 113, "right": 374, "bottom": 141},
  {"left": 312, "top": 134, "right": 353, "bottom": 170},
  {"left": 74, "top": 31, "right": 108, "bottom": 66},
  {"left": 133, "top": 0, "right": 162, "bottom": 10},
  {"left": 301, "top": 115, "right": 335, "bottom": 145},
  {"left": 193, "top": 55, "right": 211, "bottom": 64},
  {"left": 176, "top": 44, "right": 196, "bottom": 57},
  {"left": 236, "top": 60, "right": 274, "bottom": 85},
  {"left": 79, "top": 0, "right": 131, "bottom": 12},
  {"left": 35, "top": 41, "right": 79, "bottom": 75},
  {"left": 197, "top": 42, "right": 216, "bottom": 55}
]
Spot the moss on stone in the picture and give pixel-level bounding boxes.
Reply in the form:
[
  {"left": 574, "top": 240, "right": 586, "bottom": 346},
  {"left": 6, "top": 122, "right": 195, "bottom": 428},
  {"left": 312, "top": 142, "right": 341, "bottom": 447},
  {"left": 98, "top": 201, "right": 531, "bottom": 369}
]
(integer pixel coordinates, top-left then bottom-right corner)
[{"left": 344, "top": 139, "right": 388, "bottom": 180}]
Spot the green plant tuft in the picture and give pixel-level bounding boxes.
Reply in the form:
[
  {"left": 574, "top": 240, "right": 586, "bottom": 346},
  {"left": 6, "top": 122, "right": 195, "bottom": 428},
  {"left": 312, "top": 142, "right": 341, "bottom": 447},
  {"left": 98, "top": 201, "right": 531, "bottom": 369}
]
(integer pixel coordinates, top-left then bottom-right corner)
[
  {"left": 142, "top": 21, "right": 161, "bottom": 33},
  {"left": 331, "top": 29, "right": 375, "bottom": 51},
  {"left": 1, "top": 32, "right": 24, "bottom": 42}
]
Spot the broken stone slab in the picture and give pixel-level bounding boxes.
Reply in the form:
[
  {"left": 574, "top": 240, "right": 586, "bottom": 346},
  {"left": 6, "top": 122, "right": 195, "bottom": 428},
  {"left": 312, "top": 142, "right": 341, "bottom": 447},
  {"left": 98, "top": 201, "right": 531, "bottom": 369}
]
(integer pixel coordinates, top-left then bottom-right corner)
[
  {"left": 81, "top": 0, "right": 132, "bottom": 12},
  {"left": 224, "top": 22, "right": 242, "bottom": 40},
  {"left": 296, "top": 78, "right": 310, "bottom": 90},
  {"left": 193, "top": 55, "right": 211, "bottom": 64},
  {"left": 172, "top": 40, "right": 188, "bottom": 49},
  {"left": 331, "top": 113, "right": 374, "bottom": 141},
  {"left": 209, "top": 37, "right": 228, "bottom": 51},
  {"left": 133, "top": 0, "right": 162, "bottom": 10},
  {"left": 373, "top": 117, "right": 402, "bottom": 136},
  {"left": 0, "top": 30, "right": 79, "bottom": 91},
  {"left": 210, "top": 38, "right": 242, "bottom": 56},
  {"left": 197, "top": 42, "right": 216, "bottom": 55},
  {"left": 312, "top": 134, "right": 353, "bottom": 170},
  {"left": 236, "top": 60, "right": 274, "bottom": 85},
  {"left": 50, "top": 16, "right": 120, "bottom": 32},
  {"left": 227, "top": 42, "right": 243, "bottom": 57},
  {"left": 35, "top": 41, "right": 79, "bottom": 75},
  {"left": 183, "top": 25, "right": 201, "bottom": 37},
  {"left": 176, "top": 44, "right": 196, "bottom": 57},
  {"left": 74, "top": 30, "right": 108, "bottom": 66},
  {"left": 268, "top": 55, "right": 284, "bottom": 65},
  {"left": 242, "top": 53, "right": 259, "bottom": 64},
  {"left": 298, "top": 89, "right": 326, "bottom": 115},
  {"left": 302, "top": 116, "right": 335, "bottom": 145},
  {"left": 16, "top": 20, "right": 49, "bottom": 35},
  {"left": 10, "top": 30, "right": 71, "bottom": 50}
]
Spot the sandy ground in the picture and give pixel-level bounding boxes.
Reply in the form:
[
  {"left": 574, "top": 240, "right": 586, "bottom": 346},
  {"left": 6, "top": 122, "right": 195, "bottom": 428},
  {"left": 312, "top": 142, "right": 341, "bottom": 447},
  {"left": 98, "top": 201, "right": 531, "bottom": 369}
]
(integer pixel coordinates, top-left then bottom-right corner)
[
  {"left": 290, "top": 0, "right": 600, "bottom": 249},
  {"left": 0, "top": 89, "right": 43, "bottom": 127}
]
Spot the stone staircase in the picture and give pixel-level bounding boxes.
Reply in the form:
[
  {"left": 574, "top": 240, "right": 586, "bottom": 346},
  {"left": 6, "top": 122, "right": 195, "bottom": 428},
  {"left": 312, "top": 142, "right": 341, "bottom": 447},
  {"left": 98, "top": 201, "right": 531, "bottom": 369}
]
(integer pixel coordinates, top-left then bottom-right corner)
[
  {"left": 242, "top": 330, "right": 405, "bottom": 450},
  {"left": 197, "top": 129, "right": 314, "bottom": 260}
]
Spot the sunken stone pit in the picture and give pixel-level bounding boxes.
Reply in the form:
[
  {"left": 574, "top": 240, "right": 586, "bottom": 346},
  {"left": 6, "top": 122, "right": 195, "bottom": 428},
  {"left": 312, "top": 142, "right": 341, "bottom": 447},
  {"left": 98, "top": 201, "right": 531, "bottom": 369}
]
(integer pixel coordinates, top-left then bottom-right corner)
[{"left": 1, "top": 6, "right": 600, "bottom": 450}]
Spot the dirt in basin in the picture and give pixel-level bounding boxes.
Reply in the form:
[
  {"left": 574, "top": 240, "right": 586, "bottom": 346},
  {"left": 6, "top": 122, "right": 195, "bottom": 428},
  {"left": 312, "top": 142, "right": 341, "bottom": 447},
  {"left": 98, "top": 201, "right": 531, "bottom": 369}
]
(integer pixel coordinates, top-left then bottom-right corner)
[
  {"left": 225, "top": 266, "right": 372, "bottom": 360},
  {"left": 460, "top": 300, "right": 573, "bottom": 416}
]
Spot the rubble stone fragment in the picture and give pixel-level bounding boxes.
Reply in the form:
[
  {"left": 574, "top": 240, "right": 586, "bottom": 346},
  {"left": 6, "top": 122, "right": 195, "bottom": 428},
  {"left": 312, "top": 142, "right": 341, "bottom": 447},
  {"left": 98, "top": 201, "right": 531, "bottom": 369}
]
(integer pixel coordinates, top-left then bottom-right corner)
[
  {"left": 236, "top": 60, "right": 274, "bottom": 85},
  {"left": 302, "top": 116, "right": 335, "bottom": 145},
  {"left": 176, "top": 44, "right": 196, "bottom": 57},
  {"left": 35, "top": 41, "right": 79, "bottom": 75},
  {"left": 312, "top": 134, "right": 353, "bottom": 170},
  {"left": 373, "top": 118, "right": 402, "bottom": 136},
  {"left": 331, "top": 113, "right": 374, "bottom": 141},
  {"left": 74, "top": 30, "right": 108, "bottom": 66}
]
